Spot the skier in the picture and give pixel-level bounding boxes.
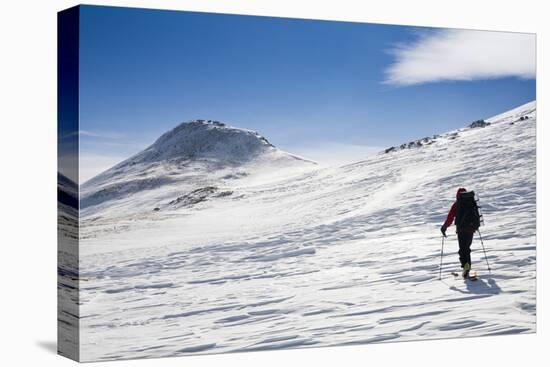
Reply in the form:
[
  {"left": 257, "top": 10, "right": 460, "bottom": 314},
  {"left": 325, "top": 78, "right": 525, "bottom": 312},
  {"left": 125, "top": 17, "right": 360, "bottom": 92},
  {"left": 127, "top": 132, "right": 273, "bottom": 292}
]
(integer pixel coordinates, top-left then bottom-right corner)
[{"left": 440, "top": 188, "right": 480, "bottom": 278}]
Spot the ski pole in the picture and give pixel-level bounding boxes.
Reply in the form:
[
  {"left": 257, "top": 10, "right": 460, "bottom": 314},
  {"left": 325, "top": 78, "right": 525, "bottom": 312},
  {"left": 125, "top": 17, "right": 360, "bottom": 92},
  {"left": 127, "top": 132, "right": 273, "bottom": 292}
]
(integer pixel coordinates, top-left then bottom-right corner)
[
  {"left": 439, "top": 235, "right": 446, "bottom": 280},
  {"left": 477, "top": 229, "right": 491, "bottom": 273}
]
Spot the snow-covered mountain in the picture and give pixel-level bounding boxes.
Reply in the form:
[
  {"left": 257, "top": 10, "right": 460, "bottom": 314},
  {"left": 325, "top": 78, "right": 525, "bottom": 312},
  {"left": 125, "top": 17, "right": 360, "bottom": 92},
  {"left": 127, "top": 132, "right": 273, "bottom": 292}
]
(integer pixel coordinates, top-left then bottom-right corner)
[
  {"left": 81, "top": 119, "right": 316, "bottom": 217},
  {"left": 126, "top": 119, "right": 279, "bottom": 163},
  {"left": 73, "top": 102, "right": 536, "bottom": 361}
]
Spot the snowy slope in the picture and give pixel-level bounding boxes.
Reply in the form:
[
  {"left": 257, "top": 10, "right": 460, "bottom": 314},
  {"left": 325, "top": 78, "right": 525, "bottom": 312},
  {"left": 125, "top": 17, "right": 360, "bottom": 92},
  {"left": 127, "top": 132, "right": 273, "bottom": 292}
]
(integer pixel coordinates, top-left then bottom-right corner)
[
  {"left": 57, "top": 173, "right": 79, "bottom": 360},
  {"left": 76, "top": 102, "right": 536, "bottom": 361}
]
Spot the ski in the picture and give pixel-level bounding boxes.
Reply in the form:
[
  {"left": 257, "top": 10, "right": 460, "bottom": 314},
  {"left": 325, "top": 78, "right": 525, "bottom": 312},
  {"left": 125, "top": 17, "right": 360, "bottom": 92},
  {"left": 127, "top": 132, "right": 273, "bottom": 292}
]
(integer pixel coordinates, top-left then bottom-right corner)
[
  {"left": 467, "top": 271, "right": 478, "bottom": 281},
  {"left": 451, "top": 270, "right": 478, "bottom": 281}
]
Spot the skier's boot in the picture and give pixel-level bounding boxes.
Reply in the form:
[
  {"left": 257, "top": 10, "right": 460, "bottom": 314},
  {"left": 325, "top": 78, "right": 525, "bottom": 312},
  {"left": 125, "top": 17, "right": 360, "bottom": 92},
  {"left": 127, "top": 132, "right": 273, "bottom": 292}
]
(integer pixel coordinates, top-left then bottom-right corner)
[{"left": 462, "top": 262, "right": 471, "bottom": 279}]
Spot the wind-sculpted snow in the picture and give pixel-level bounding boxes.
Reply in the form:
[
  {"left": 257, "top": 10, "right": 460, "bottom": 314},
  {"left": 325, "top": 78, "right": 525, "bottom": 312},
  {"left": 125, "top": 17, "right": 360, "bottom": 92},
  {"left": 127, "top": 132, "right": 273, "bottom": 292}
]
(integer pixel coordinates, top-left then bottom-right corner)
[{"left": 77, "top": 102, "right": 536, "bottom": 361}]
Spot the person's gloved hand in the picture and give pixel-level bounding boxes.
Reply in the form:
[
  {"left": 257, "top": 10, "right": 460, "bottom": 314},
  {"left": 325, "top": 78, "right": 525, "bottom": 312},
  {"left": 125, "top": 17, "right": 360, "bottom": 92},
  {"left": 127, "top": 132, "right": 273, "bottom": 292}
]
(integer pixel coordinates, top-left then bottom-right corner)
[{"left": 440, "top": 225, "right": 447, "bottom": 237}]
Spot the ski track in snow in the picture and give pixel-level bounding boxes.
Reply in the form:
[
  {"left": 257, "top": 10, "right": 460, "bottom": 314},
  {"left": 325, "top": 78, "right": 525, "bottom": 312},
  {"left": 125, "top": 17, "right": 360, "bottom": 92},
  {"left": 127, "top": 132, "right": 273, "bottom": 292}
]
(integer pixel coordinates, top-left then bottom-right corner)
[{"left": 63, "top": 103, "right": 536, "bottom": 361}]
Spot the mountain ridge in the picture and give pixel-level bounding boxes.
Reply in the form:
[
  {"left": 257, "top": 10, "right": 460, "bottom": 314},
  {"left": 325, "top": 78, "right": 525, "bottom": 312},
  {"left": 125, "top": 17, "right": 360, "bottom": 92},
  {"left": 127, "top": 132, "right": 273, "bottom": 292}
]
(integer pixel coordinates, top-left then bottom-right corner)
[{"left": 80, "top": 101, "right": 535, "bottom": 217}]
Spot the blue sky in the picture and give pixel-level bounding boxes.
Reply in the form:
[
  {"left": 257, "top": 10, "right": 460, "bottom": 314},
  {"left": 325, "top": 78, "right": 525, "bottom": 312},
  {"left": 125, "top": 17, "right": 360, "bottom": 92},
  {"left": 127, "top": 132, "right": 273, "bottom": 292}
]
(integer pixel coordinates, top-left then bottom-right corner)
[{"left": 78, "top": 5, "right": 535, "bottom": 181}]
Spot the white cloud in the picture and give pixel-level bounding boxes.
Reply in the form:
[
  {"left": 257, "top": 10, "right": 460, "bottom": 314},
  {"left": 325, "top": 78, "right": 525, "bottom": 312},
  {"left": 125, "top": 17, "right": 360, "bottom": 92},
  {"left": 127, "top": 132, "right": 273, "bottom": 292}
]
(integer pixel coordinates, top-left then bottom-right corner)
[
  {"left": 384, "top": 29, "right": 535, "bottom": 86},
  {"left": 284, "top": 142, "right": 382, "bottom": 167},
  {"left": 80, "top": 130, "right": 125, "bottom": 139}
]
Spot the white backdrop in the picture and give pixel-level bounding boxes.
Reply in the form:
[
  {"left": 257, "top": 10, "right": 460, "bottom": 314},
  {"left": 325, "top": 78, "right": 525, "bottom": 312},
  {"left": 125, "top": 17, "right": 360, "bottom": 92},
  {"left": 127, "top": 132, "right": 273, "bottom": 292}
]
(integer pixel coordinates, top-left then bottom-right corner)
[{"left": 0, "top": 1, "right": 546, "bottom": 366}]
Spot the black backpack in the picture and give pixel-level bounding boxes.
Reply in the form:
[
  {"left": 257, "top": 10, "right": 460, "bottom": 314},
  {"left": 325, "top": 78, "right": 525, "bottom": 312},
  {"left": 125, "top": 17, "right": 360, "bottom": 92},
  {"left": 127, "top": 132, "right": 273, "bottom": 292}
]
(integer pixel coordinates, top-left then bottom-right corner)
[{"left": 455, "top": 191, "right": 481, "bottom": 230}]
